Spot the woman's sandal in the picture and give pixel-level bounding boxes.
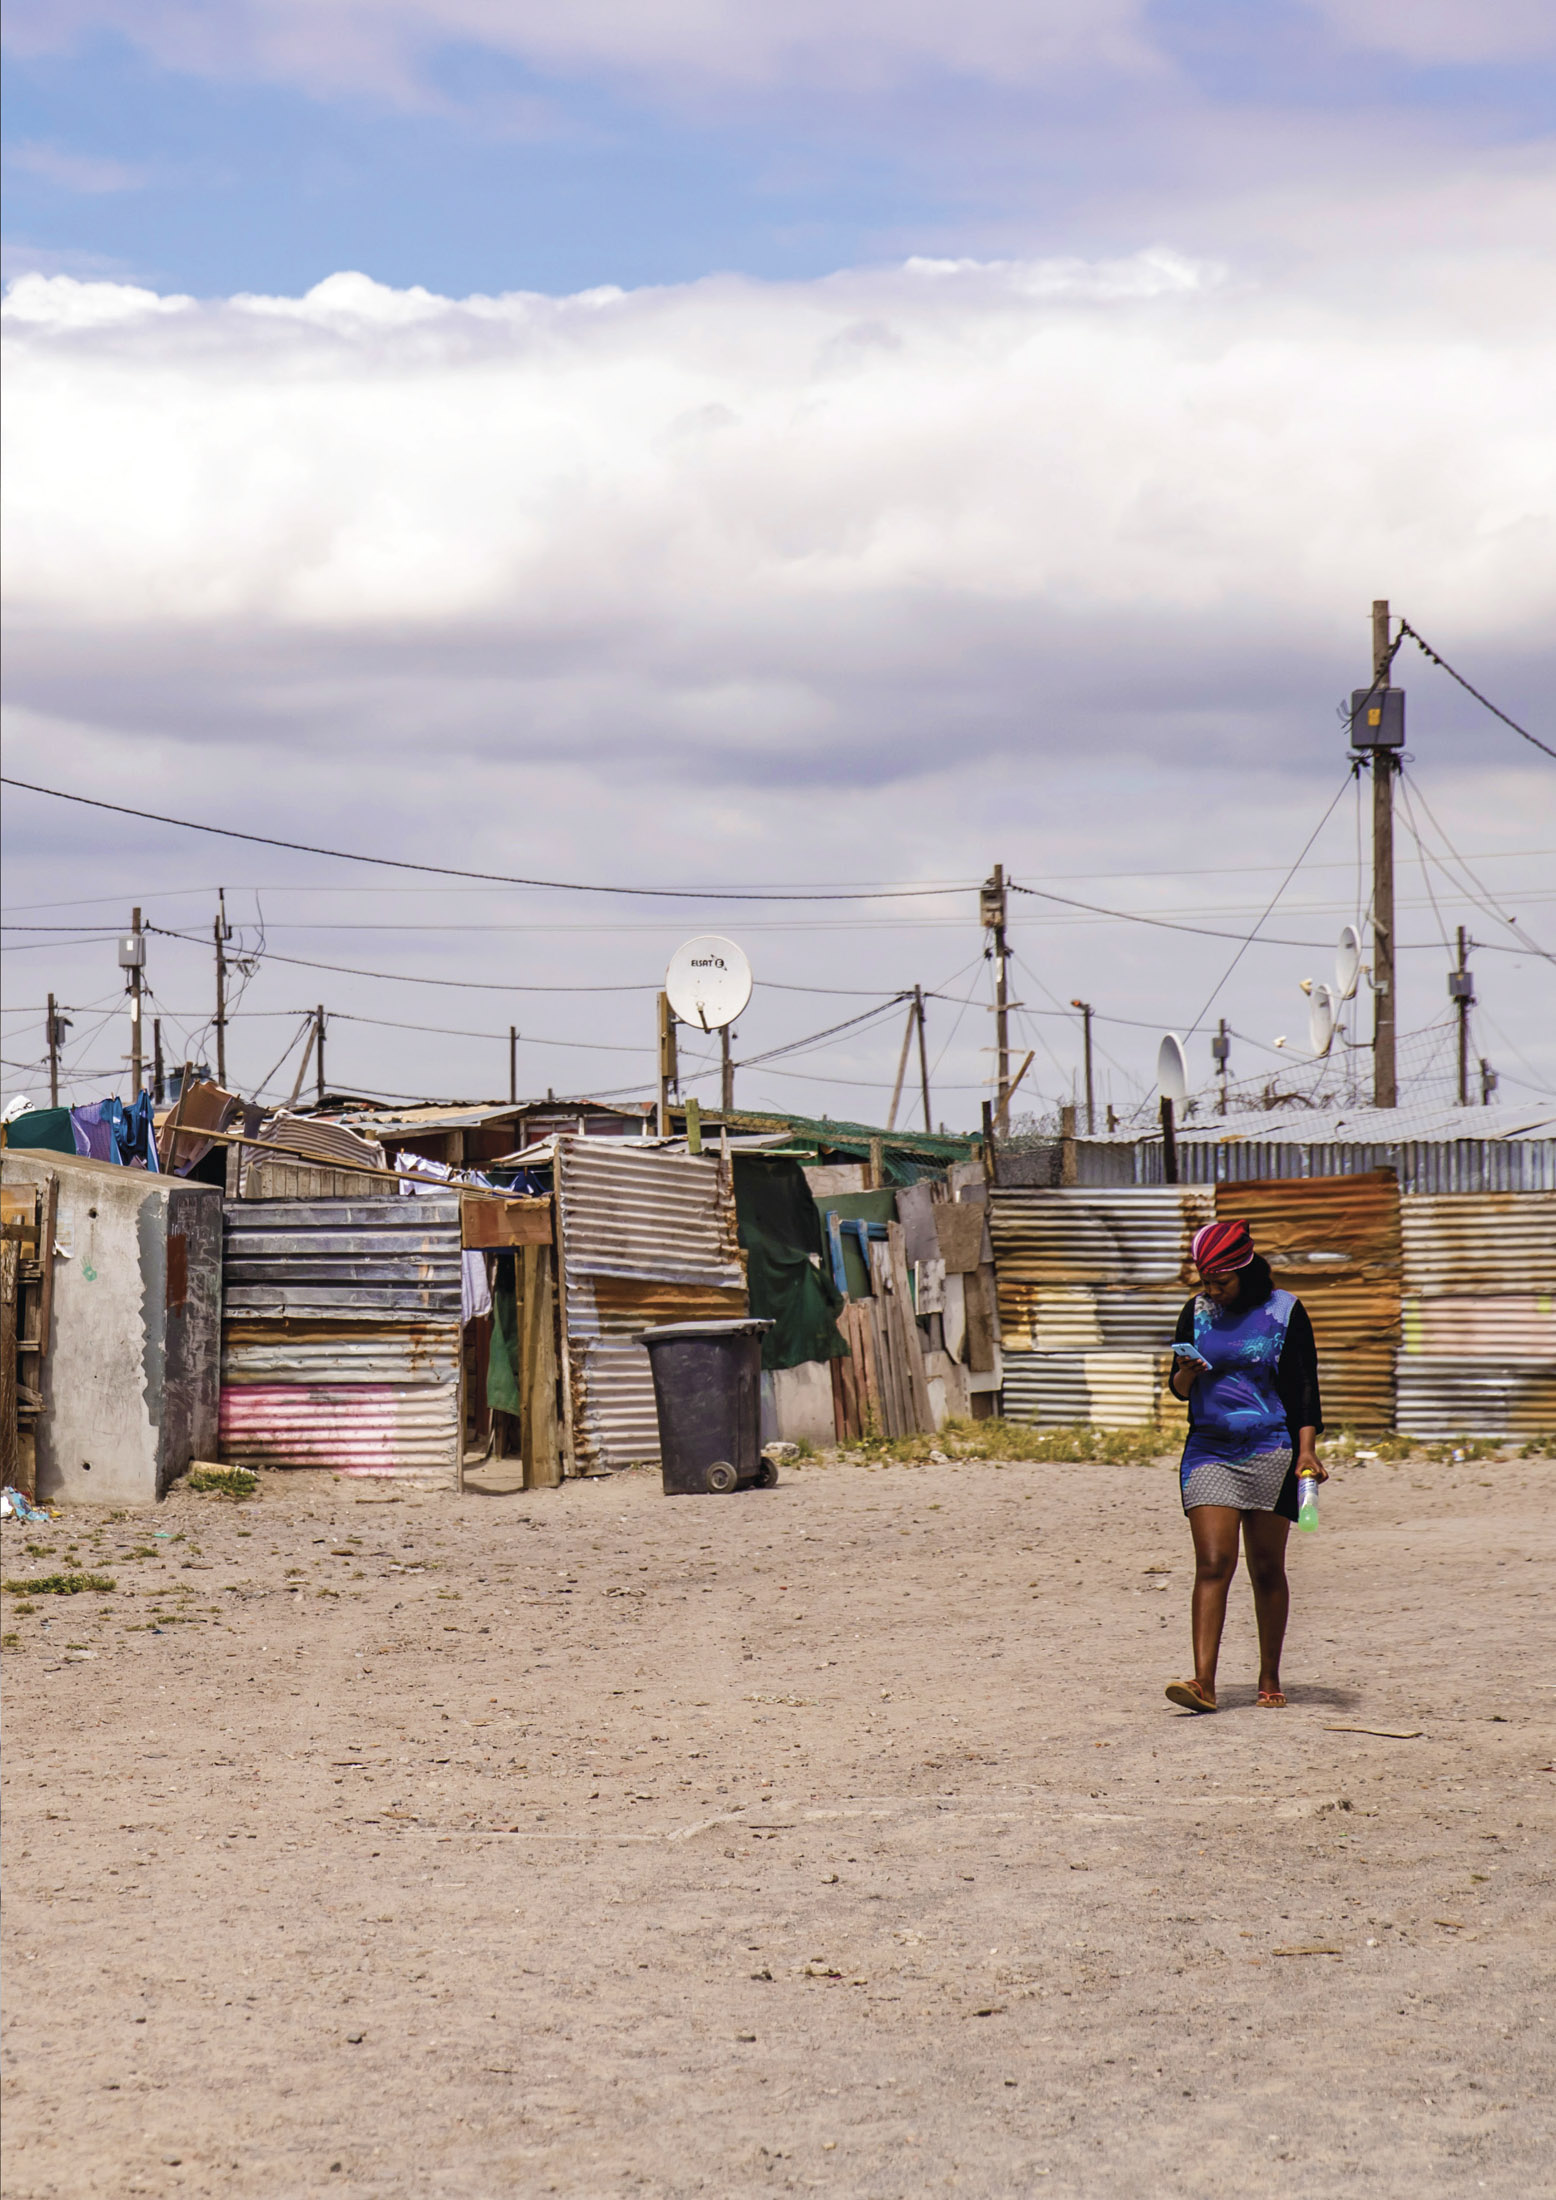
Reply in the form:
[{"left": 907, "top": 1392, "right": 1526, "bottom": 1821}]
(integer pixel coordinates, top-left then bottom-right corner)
[
  {"left": 1165, "top": 1679, "right": 1217, "bottom": 1714},
  {"left": 1257, "top": 1688, "right": 1287, "bottom": 1708}
]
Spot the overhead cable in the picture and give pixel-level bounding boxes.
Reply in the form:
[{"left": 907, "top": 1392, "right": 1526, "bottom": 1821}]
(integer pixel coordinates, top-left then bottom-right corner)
[
  {"left": 1397, "top": 621, "right": 1555, "bottom": 761},
  {"left": 0, "top": 777, "right": 972, "bottom": 904}
]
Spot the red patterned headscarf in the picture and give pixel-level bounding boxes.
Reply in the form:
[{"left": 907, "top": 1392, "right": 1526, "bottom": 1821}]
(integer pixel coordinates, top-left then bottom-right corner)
[{"left": 1191, "top": 1219, "right": 1256, "bottom": 1277}]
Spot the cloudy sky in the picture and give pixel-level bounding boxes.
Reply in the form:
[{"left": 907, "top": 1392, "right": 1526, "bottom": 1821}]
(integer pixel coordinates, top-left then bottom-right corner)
[{"left": 4, "top": 0, "right": 1554, "bottom": 1127}]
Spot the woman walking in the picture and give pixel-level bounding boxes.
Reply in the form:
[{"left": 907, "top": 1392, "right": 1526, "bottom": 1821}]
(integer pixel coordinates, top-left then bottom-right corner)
[{"left": 1165, "top": 1218, "right": 1325, "bottom": 1713}]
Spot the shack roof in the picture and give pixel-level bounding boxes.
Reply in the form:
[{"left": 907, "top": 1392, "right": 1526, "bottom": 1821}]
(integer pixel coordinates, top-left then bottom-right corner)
[
  {"left": 691, "top": 1107, "right": 979, "bottom": 1165},
  {"left": 1094, "top": 1099, "right": 1555, "bottom": 1145}
]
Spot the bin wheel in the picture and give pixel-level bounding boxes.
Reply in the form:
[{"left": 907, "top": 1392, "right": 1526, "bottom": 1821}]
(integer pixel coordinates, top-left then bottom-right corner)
[
  {"left": 706, "top": 1461, "right": 739, "bottom": 1493},
  {"left": 754, "top": 1458, "right": 780, "bottom": 1488}
]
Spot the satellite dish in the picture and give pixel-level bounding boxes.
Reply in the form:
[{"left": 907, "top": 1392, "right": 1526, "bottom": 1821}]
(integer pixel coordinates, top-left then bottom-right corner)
[
  {"left": 665, "top": 936, "right": 753, "bottom": 1032},
  {"left": 1308, "top": 983, "right": 1336, "bottom": 1057},
  {"left": 1335, "top": 925, "right": 1362, "bottom": 1002},
  {"left": 1156, "top": 1033, "right": 1188, "bottom": 1105}
]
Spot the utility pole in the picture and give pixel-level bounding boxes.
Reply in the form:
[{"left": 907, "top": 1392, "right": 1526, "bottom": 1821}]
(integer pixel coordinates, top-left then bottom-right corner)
[
  {"left": 914, "top": 983, "right": 931, "bottom": 1134},
  {"left": 1369, "top": 599, "right": 1398, "bottom": 1107},
  {"left": 46, "top": 994, "right": 71, "bottom": 1108},
  {"left": 213, "top": 889, "right": 231, "bottom": 1089},
  {"left": 1212, "top": 1017, "right": 1230, "bottom": 1116},
  {"left": 509, "top": 1026, "right": 518, "bottom": 1107},
  {"left": 315, "top": 1005, "right": 326, "bottom": 1108},
  {"left": 886, "top": 995, "right": 917, "bottom": 1131},
  {"left": 981, "top": 865, "right": 1011, "bottom": 1133},
  {"left": 1479, "top": 1057, "right": 1498, "bottom": 1106},
  {"left": 1449, "top": 927, "right": 1474, "bottom": 1109},
  {"left": 152, "top": 1017, "right": 164, "bottom": 1104},
  {"left": 720, "top": 1024, "right": 734, "bottom": 1116},
  {"left": 657, "top": 992, "right": 678, "bottom": 1138},
  {"left": 1070, "top": 999, "right": 1095, "bottom": 1134},
  {"left": 119, "top": 908, "right": 146, "bottom": 1096}
]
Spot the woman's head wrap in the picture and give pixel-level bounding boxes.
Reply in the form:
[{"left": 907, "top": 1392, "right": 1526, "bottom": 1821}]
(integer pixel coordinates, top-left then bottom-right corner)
[{"left": 1191, "top": 1218, "right": 1256, "bottom": 1277}]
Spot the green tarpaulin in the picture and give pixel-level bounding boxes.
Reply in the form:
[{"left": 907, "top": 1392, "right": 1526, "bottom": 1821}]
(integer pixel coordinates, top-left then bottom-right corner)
[
  {"left": 2, "top": 1108, "right": 77, "bottom": 1156},
  {"left": 731, "top": 1156, "right": 847, "bottom": 1371},
  {"left": 486, "top": 1253, "right": 521, "bottom": 1414}
]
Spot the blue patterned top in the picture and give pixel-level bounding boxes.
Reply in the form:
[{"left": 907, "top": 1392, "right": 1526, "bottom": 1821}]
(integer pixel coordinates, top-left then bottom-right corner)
[{"left": 1177, "top": 1287, "right": 1298, "bottom": 1477}]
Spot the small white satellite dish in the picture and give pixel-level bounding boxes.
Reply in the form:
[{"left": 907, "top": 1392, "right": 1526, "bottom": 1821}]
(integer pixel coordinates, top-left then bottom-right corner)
[
  {"left": 1156, "top": 1032, "right": 1188, "bottom": 1105},
  {"left": 1308, "top": 983, "right": 1336, "bottom": 1058},
  {"left": 1335, "top": 925, "right": 1362, "bottom": 1002},
  {"left": 665, "top": 936, "right": 753, "bottom": 1032}
]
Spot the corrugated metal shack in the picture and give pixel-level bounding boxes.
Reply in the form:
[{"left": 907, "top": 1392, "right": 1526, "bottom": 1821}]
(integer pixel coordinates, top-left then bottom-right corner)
[
  {"left": 1398, "top": 1195, "right": 1556, "bottom": 1438},
  {"left": 219, "top": 1195, "right": 468, "bottom": 1484},
  {"left": 549, "top": 1138, "right": 748, "bottom": 1474}
]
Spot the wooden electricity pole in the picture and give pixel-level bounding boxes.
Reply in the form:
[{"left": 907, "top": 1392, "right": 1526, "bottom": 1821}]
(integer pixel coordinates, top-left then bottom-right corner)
[
  {"left": 982, "top": 865, "right": 1011, "bottom": 1133},
  {"left": 1371, "top": 599, "right": 1398, "bottom": 1108},
  {"left": 46, "top": 993, "right": 70, "bottom": 1108},
  {"left": 914, "top": 983, "right": 931, "bottom": 1134},
  {"left": 315, "top": 1005, "right": 326, "bottom": 1108},
  {"left": 1450, "top": 927, "right": 1474, "bottom": 1108},
  {"left": 213, "top": 889, "right": 231, "bottom": 1089},
  {"left": 720, "top": 1024, "right": 734, "bottom": 1115},
  {"left": 124, "top": 907, "right": 145, "bottom": 1096},
  {"left": 509, "top": 1025, "right": 518, "bottom": 1106},
  {"left": 657, "top": 992, "right": 678, "bottom": 1137},
  {"left": 152, "top": 1017, "right": 164, "bottom": 1104},
  {"left": 1070, "top": 999, "right": 1095, "bottom": 1134}
]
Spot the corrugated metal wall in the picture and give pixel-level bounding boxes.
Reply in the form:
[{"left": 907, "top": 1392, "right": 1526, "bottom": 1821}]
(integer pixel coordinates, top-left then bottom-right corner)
[
  {"left": 1215, "top": 1174, "right": 1400, "bottom": 1433},
  {"left": 1396, "top": 1194, "right": 1556, "bottom": 1438},
  {"left": 989, "top": 1188, "right": 1211, "bottom": 1429},
  {"left": 219, "top": 1197, "right": 464, "bottom": 1483},
  {"left": 1074, "top": 1138, "right": 1556, "bottom": 1193},
  {"left": 555, "top": 1142, "right": 747, "bottom": 1472}
]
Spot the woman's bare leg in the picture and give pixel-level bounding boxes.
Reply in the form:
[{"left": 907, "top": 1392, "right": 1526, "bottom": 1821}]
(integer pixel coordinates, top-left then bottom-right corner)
[
  {"left": 1241, "top": 1510, "right": 1291, "bottom": 1695},
  {"left": 1186, "top": 1505, "right": 1241, "bottom": 1699}
]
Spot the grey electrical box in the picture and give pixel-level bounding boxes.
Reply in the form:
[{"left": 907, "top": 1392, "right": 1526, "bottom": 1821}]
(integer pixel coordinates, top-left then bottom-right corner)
[
  {"left": 1349, "top": 687, "right": 1405, "bottom": 749},
  {"left": 117, "top": 933, "right": 146, "bottom": 968},
  {"left": 1448, "top": 970, "right": 1474, "bottom": 1001}
]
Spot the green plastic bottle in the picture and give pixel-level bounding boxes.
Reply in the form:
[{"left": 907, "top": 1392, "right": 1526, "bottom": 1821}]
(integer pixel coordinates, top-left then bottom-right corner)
[{"left": 1297, "top": 1472, "right": 1320, "bottom": 1532}]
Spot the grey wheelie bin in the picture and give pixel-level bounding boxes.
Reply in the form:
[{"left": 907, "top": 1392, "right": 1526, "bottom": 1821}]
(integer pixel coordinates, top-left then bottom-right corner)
[{"left": 636, "top": 1318, "right": 775, "bottom": 1494}]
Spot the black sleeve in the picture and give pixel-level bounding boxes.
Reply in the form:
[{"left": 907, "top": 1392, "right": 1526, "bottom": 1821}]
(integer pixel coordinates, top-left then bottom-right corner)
[{"left": 1277, "top": 1299, "right": 1323, "bottom": 1437}]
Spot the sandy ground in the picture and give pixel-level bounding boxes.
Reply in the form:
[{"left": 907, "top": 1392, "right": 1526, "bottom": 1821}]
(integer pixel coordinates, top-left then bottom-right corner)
[{"left": 1, "top": 1447, "right": 1552, "bottom": 2200}]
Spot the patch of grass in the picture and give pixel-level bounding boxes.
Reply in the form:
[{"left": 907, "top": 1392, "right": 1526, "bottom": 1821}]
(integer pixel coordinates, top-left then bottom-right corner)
[
  {"left": 1518, "top": 1437, "right": 1556, "bottom": 1459},
  {"left": 1421, "top": 1436, "right": 1504, "bottom": 1464},
  {"left": 12, "top": 1601, "right": 36, "bottom": 1616},
  {"left": 186, "top": 1466, "right": 259, "bottom": 1500},
  {"left": 2, "top": 1572, "right": 116, "bottom": 1596},
  {"left": 837, "top": 1419, "right": 1171, "bottom": 1467},
  {"left": 1, "top": 1631, "right": 20, "bottom": 1648}
]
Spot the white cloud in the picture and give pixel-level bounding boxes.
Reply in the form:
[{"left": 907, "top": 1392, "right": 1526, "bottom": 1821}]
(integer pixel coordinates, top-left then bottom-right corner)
[{"left": 3, "top": 249, "right": 1553, "bottom": 1111}]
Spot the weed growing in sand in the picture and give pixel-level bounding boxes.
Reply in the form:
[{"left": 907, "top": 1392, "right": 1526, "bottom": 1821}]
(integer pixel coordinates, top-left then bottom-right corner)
[
  {"left": 186, "top": 1467, "right": 259, "bottom": 1500},
  {"left": 2, "top": 1573, "right": 116, "bottom": 1596},
  {"left": 836, "top": 1419, "right": 1169, "bottom": 1467}
]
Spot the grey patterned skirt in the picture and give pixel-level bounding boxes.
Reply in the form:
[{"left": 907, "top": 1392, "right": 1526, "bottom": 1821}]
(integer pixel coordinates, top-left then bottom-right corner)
[{"left": 1181, "top": 1445, "right": 1295, "bottom": 1516}]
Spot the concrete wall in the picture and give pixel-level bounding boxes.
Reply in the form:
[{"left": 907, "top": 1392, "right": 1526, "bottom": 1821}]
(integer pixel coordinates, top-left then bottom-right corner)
[
  {"left": 3, "top": 1149, "right": 221, "bottom": 1506},
  {"left": 770, "top": 1360, "right": 838, "bottom": 1449}
]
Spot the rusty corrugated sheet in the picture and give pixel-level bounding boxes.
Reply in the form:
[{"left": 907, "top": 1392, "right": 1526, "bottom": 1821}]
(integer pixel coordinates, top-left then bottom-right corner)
[
  {"left": 219, "top": 1202, "right": 463, "bottom": 1483},
  {"left": 1401, "top": 1294, "right": 1556, "bottom": 1359},
  {"left": 1002, "top": 1349, "right": 1171, "bottom": 1430},
  {"left": 1400, "top": 1194, "right": 1556, "bottom": 1294},
  {"left": 1393, "top": 1195, "right": 1556, "bottom": 1437},
  {"left": 1215, "top": 1176, "right": 1401, "bottom": 1432},
  {"left": 221, "top": 1196, "right": 462, "bottom": 1320},
  {"left": 220, "top": 1321, "right": 461, "bottom": 1477},
  {"left": 990, "top": 1189, "right": 1209, "bottom": 1431},
  {"left": 1396, "top": 1360, "right": 1556, "bottom": 1440},
  {"left": 554, "top": 1141, "right": 747, "bottom": 1472}
]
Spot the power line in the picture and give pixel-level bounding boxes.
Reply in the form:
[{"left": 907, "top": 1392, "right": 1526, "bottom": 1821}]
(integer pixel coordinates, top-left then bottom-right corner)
[
  {"left": 0, "top": 777, "right": 974, "bottom": 905},
  {"left": 1397, "top": 621, "right": 1555, "bottom": 762},
  {"left": 1398, "top": 770, "right": 1555, "bottom": 964}
]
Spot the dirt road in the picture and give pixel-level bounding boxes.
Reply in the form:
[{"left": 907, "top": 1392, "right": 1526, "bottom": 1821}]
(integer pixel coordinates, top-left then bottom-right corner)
[{"left": 2, "top": 1448, "right": 1551, "bottom": 2198}]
